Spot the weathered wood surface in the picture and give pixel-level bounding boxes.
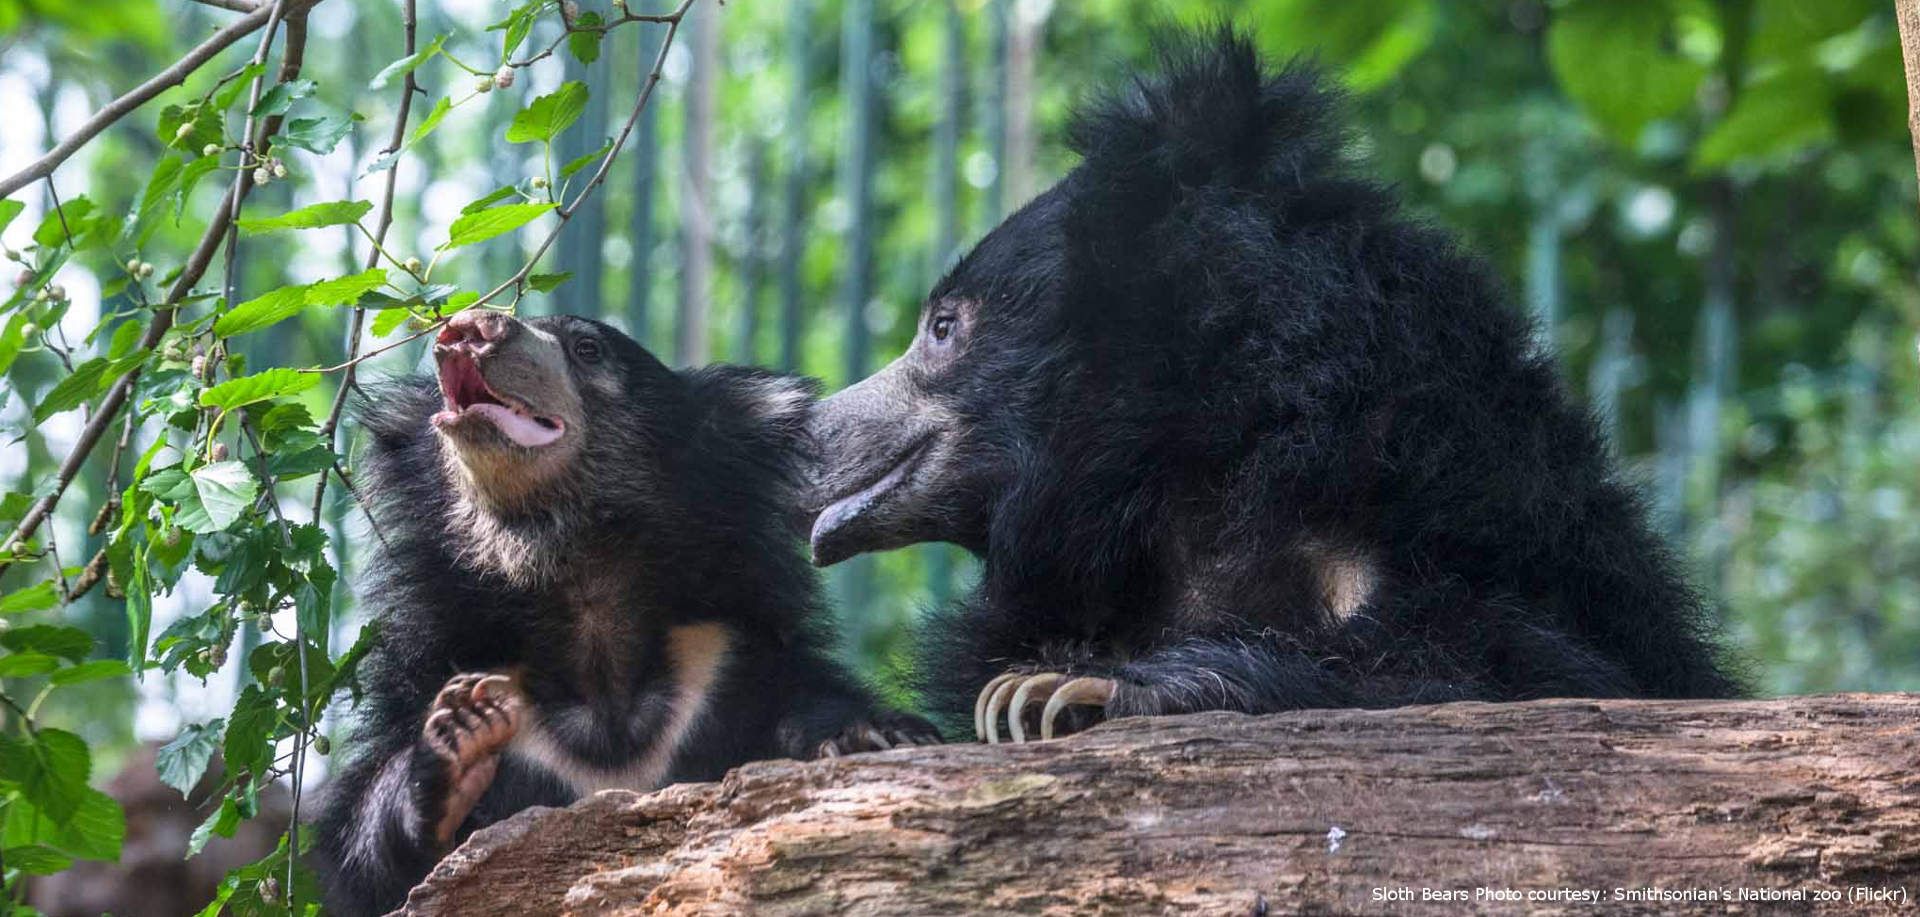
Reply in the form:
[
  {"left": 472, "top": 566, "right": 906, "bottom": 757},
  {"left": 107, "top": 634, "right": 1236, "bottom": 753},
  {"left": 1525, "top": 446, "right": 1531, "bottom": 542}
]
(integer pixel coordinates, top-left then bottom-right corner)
[{"left": 401, "top": 695, "right": 1920, "bottom": 915}]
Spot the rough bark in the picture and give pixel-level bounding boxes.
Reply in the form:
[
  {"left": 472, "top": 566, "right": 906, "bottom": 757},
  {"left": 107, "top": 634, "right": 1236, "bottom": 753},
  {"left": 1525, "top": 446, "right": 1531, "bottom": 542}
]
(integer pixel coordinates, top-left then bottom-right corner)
[
  {"left": 400, "top": 695, "right": 1920, "bottom": 915},
  {"left": 1896, "top": 0, "right": 1920, "bottom": 203}
]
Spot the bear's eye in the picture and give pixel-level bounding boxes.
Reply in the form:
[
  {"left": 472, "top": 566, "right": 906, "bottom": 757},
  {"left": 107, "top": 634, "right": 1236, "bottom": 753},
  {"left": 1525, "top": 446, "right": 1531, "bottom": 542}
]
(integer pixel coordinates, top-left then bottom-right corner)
[
  {"left": 573, "top": 337, "right": 604, "bottom": 364},
  {"left": 930, "top": 314, "right": 956, "bottom": 342}
]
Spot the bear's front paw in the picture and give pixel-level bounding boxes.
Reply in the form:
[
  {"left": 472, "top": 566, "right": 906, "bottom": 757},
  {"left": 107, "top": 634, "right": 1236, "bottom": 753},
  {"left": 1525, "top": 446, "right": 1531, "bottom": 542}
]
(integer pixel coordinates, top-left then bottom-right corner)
[
  {"left": 416, "top": 672, "right": 526, "bottom": 845},
  {"left": 975, "top": 671, "right": 1116, "bottom": 743},
  {"left": 814, "top": 710, "right": 944, "bottom": 758}
]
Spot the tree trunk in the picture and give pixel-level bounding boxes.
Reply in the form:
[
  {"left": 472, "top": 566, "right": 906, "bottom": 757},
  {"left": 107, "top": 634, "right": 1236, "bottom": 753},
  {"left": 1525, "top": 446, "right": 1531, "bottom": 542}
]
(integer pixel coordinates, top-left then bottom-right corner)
[
  {"left": 1895, "top": 0, "right": 1920, "bottom": 200},
  {"left": 400, "top": 695, "right": 1920, "bottom": 916}
]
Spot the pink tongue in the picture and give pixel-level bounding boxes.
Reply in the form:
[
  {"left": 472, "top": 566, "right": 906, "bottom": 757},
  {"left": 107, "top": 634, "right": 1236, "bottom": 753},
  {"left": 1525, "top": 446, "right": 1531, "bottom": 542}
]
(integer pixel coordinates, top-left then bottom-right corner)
[{"left": 468, "top": 403, "right": 563, "bottom": 447}]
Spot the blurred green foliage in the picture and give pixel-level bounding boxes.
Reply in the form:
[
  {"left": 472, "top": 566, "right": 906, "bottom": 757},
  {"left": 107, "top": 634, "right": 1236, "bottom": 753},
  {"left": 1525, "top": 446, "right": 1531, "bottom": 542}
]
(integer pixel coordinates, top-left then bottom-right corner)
[{"left": 0, "top": 0, "right": 1915, "bottom": 906}]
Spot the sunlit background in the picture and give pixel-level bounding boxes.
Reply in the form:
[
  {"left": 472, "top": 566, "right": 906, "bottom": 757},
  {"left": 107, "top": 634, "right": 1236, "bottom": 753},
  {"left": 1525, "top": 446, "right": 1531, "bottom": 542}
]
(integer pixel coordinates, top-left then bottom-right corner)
[{"left": 1, "top": 0, "right": 1916, "bottom": 790}]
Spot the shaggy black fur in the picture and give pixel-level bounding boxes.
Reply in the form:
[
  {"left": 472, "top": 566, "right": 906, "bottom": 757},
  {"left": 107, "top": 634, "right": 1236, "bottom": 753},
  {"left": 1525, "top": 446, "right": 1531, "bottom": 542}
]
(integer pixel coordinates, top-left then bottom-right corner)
[
  {"left": 311, "top": 315, "right": 931, "bottom": 915},
  {"left": 821, "top": 31, "right": 1740, "bottom": 737}
]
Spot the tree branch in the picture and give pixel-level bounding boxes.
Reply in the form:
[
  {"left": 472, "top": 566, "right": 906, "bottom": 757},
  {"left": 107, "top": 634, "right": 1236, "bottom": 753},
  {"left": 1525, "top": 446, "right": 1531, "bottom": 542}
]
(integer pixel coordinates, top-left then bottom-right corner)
[
  {"left": 475, "top": 0, "right": 700, "bottom": 310},
  {"left": 0, "top": 3, "right": 275, "bottom": 199},
  {"left": 0, "top": 0, "right": 321, "bottom": 580},
  {"left": 312, "top": 0, "right": 420, "bottom": 519}
]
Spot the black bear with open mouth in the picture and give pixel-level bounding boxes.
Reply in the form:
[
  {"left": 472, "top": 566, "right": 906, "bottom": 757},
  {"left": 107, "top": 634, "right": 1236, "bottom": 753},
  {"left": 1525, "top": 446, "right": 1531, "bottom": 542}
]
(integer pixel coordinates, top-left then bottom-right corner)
[
  {"left": 807, "top": 30, "right": 1739, "bottom": 744},
  {"left": 312, "top": 309, "right": 936, "bottom": 915}
]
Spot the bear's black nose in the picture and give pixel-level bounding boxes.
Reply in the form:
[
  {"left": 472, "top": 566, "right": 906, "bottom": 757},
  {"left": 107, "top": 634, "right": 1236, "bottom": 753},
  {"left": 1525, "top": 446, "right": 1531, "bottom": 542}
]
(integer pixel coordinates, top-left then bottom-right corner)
[{"left": 439, "top": 309, "right": 516, "bottom": 347}]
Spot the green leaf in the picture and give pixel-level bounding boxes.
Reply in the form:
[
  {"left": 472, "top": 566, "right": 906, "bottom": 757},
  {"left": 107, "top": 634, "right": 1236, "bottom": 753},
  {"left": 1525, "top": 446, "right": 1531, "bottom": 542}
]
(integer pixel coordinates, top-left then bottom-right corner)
[
  {"left": 280, "top": 109, "right": 360, "bottom": 155},
  {"left": 5, "top": 844, "right": 73, "bottom": 875},
  {"left": 190, "top": 461, "right": 257, "bottom": 531},
  {"left": 490, "top": 0, "right": 545, "bottom": 57},
  {"left": 238, "top": 199, "right": 372, "bottom": 234},
  {"left": 32, "top": 351, "right": 144, "bottom": 423},
  {"left": 0, "top": 653, "right": 59, "bottom": 678},
  {"left": 1692, "top": 69, "right": 1833, "bottom": 171},
  {"left": 156, "top": 720, "right": 223, "bottom": 795},
  {"left": 223, "top": 685, "right": 278, "bottom": 778},
  {"left": 527, "top": 272, "right": 572, "bottom": 293},
  {"left": 251, "top": 78, "right": 316, "bottom": 117},
  {"left": 442, "top": 202, "right": 556, "bottom": 250},
  {"left": 49, "top": 659, "right": 131, "bottom": 686},
  {"left": 215, "top": 285, "right": 311, "bottom": 338},
  {"left": 17, "top": 729, "right": 90, "bottom": 822},
  {"left": 0, "top": 199, "right": 23, "bottom": 234},
  {"left": 568, "top": 11, "right": 605, "bottom": 63},
  {"left": 187, "top": 795, "right": 240, "bottom": 857},
  {"left": 506, "top": 81, "right": 588, "bottom": 143},
  {"left": 371, "top": 33, "right": 448, "bottom": 89},
  {"left": 558, "top": 138, "right": 612, "bottom": 179},
  {"left": 369, "top": 308, "right": 418, "bottom": 337},
  {"left": 460, "top": 184, "right": 522, "bottom": 215},
  {"left": 0, "top": 581, "right": 59, "bottom": 615},
  {"left": 406, "top": 96, "right": 453, "bottom": 148},
  {"left": 2, "top": 624, "right": 94, "bottom": 662},
  {"left": 199, "top": 368, "right": 320, "bottom": 410},
  {"left": 305, "top": 267, "right": 388, "bottom": 306},
  {"left": 1547, "top": 0, "right": 1705, "bottom": 147},
  {"left": 5, "top": 789, "right": 123, "bottom": 861},
  {"left": 213, "top": 63, "right": 266, "bottom": 109}
]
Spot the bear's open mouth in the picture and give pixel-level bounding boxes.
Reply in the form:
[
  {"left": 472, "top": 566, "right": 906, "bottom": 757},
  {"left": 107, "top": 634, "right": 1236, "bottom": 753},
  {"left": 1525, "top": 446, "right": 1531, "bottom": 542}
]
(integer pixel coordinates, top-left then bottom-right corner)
[
  {"left": 809, "top": 431, "right": 935, "bottom": 558},
  {"left": 432, "top": 351, "right": 565, "bottom": 448}
]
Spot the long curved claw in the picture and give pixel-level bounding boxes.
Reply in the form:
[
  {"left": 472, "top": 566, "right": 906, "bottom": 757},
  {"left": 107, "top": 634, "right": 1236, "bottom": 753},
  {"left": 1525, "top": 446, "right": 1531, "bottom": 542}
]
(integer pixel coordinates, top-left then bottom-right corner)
[
  {"left": 975, "top": 672, "right": 1023, "bottom": 741},
  {"left": 1040, "top": 677, "right": 1117, "bottom": 741},
  {"left": 984, "top": 677, "right": 1022, "bottom": 744},
  {"left": 1006, "top": 673, "right": 1066, "bottom": 743}
]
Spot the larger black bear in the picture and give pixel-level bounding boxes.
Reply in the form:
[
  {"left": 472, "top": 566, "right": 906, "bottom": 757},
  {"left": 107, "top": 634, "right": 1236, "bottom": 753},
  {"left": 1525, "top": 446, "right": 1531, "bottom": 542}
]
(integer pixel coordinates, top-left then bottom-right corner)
[
  {"left": 808, "top": 31, "right": 1739, "bottom": 744},
  {"left": 312, "top": 310, "right": 936, "bottom": 915}
]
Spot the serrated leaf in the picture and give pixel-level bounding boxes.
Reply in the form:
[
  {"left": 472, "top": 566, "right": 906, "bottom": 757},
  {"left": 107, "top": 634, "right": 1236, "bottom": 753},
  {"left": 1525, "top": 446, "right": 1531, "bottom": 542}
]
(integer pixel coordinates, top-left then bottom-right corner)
[
  {"left": 490, "top": 0, "right": 544, "bottom": 57},
  {"left": 4, "top": 789, "right": 122, "bottom": 862},
  {"left": 0, "top": 581, "right": 59, "bottom": 615},
  {"left": 251, "top": 78, "right": 316, "bottom": 117},
  {"left": 187, "top": 795, "right": 240, "bottom": 857},
  {"left": 215, "top": 285, "right": 310, "bottom": 338},
  {"left": 3, "top": 625, "right": 94, "bottom": 662},
  {"left": 506, "top": 81, "right": 588, "bottom": 143},
  {"left": 223, "top": 685, "right": 278, "bottom": 778},
  {"left": 19, "top": 729, "right": 90, "bottom": 822},
  {"left": 190, "top": 461, "right": 257, "bottom": 531},
  {"left": 305, "top": 268, "right": 388, "bottom": 306},
  {"left": 441, "top": 202, "right": 555, "bottom": 250},
  {"left": 198, "top": 368, "right": 320, "bottom": 410},
  {"left": 156, "top": 720, "right": 223, "bottom": 795},
  {"left": 371, "top": 33, "right": 447, "bottom": 90},
  {"left": 238, "top": 199, "right": 372, "bottom": 234},
  {"left": 280, "top": 109, "right": 360, "bottom": 155},
  {"left": 49, "top": 659, "right": 131, "bottom": 686}
]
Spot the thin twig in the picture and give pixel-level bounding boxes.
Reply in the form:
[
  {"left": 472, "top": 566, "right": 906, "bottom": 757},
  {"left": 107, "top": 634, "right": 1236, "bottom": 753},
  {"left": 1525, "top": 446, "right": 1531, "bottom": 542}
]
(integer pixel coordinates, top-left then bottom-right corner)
[
  {"left": 0, "top": 4, "right": 275, "bottom": 199},
  {"left": 188, "top": 0, "right": 262, "bottom": 11},
  {"left": 312, "top": 0, "right": 420, "bottom": 519},
  {"left": 476, "top": 0, "right": 700, "bottom": 311}
]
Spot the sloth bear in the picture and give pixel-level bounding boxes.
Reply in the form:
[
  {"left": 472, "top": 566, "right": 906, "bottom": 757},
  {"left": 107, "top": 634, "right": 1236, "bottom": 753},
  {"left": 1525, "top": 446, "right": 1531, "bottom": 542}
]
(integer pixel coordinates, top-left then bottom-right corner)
[
  {"left": 808, "top": 31, "right": 1739, "bottom": 744},
  {"left": 312, "top": 309, "right": 937, "bottom": 915}
]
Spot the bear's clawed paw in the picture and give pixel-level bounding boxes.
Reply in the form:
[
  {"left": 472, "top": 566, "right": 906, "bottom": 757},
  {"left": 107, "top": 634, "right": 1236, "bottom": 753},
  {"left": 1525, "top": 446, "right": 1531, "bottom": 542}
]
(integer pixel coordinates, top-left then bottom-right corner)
[
  {"left": 975, "top": 672, "right": 1116, "bottom": 743},
  {"left": 420, "top": 672, "right": 526, "bottom": 845},
  {"left": 815, "top": 710, "right": 944, "bottom": 758}
]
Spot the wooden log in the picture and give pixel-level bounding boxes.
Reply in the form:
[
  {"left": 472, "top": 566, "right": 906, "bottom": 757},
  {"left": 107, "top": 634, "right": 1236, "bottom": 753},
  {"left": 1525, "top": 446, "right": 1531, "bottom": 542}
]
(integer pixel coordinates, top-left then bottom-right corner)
[{"left": 400, "top": 695, "right": 1920, "bottom": 915}]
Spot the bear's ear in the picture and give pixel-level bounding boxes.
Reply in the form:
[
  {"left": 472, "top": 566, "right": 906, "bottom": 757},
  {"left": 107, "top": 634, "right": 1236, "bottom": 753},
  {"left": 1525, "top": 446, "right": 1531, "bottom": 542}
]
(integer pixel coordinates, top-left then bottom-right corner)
[
  {"left": 721, "top": 369, "right": 820, "bottom": 434},
  {"left": 1066, "top": 28, "right": 1343, "bottom": 223}
]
